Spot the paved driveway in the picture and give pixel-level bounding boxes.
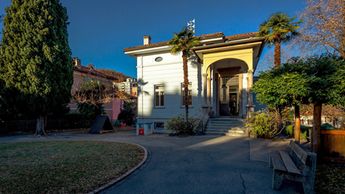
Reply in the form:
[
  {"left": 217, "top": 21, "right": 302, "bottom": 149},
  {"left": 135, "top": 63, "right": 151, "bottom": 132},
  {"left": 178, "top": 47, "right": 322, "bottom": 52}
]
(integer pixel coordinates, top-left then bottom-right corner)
[{"left": 0, "top": 132, "right": 300, "bottom": 194}]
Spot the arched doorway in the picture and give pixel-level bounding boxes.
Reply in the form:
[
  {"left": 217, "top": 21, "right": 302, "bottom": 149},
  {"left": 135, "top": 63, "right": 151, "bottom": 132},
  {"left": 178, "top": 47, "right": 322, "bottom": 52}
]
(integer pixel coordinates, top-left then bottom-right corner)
[{"left": 209, "top": 58, "right": 249, "bottom": 117}]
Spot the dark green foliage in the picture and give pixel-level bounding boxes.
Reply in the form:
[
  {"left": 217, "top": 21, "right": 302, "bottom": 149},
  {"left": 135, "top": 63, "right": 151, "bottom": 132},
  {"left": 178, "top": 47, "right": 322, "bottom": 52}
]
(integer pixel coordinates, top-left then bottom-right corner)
[
  {"left": 284, "top": 124, "right": 310, "bottom": 140},
  {"left": 254, "top": 66, "right": 309, "bottom": 109},
  {"left": 77, "top": 103, "right": 104, "bottom": 119},
  {"left": 117, "top": 101, "right": 136, "bottom": 126},
  {"left": 254, "top": 55, "right": 344, "bottom": 108},
  {"left": 320, "top": 123, "right": 335, "bottom": 130},
  {"left": 285, "top": 124, "right": 294, "bottom": 137},
  {"left": 0, "top": 0, "right": 72, "bottom": 118},
  {"left": 329, "top": 58, "right": 345, "bottom": 108}
]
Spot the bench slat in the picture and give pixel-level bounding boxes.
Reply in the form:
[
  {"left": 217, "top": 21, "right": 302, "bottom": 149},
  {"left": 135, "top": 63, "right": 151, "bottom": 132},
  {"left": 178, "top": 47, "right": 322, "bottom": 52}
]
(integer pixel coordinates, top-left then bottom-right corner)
[
  {"left": 289, "top": 141, "right": 308, "bottom": 165},
  {"left": 271, "top": 152, "right": 286, "bottom": 172},
  {"left": 279, "top": 151, "right": 302, "bottom": 175}
]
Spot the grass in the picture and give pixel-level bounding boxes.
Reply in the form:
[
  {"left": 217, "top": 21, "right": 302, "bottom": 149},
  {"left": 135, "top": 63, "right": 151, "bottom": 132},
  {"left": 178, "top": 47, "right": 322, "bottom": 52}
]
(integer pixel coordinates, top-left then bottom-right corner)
[
  {"left": 316, "top": 163, "right": 345, "bottom": 194},
  {"left": 0, "top": 141, "right": 144, "bottom": 193}
]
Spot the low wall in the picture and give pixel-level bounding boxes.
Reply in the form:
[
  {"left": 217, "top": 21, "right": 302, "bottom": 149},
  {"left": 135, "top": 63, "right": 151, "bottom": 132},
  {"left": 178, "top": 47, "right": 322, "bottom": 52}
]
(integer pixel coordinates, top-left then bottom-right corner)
[{"left": 321, "top": 130, "right": 345, "bottom": 158}]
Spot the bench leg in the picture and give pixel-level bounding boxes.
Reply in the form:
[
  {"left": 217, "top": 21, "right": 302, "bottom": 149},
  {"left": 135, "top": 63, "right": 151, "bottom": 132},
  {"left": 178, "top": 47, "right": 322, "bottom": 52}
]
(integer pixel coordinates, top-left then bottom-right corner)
[{"left": 272, "top": 170, "right": 283, "bottom": 190}]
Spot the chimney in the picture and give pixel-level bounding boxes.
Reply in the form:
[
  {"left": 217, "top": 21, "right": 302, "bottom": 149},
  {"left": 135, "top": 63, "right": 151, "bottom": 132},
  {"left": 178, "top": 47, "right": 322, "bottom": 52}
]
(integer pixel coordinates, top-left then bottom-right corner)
[
  {"left": 143, "top": 35, "right": 151, "bottom": 45},
  {"left": 73, "top": 57, "right": 81, "bottom": 67}
]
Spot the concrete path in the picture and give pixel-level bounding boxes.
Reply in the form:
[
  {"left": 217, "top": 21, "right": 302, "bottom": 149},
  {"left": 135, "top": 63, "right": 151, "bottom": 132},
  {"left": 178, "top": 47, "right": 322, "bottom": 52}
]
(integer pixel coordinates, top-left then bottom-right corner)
[{"left": 0, "top": 131, "right": 301, "bottom": 194}]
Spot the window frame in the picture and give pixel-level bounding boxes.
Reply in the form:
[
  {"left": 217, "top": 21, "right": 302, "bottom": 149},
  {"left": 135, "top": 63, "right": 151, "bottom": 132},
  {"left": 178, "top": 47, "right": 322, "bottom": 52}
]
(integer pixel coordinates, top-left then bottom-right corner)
[
  {"left": 181, "top": 82, "right": 192, "bottom": 106},
  {"left": 154, "top": 84, "right": 165, "bottom": 108}
]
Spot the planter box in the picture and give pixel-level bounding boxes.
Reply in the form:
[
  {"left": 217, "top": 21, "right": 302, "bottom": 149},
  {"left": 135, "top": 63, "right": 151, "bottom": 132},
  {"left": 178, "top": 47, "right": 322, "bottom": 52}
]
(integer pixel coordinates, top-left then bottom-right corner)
[{"left": 321, "top": 130, "right": 345, "bottom": 158}]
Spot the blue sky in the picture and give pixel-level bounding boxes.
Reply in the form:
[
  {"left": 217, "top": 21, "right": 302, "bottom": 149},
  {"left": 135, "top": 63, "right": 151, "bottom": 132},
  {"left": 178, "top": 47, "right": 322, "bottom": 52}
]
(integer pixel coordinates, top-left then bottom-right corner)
[{"left": 0, "top": 0, "right": 306, "bottom": 77}]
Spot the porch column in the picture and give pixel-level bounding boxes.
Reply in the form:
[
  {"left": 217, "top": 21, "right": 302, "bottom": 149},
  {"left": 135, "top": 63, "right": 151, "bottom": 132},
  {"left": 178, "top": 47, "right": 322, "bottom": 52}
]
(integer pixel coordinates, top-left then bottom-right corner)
[
  {"left": 247, "top": 70, "right": 254, "bottom": 117},
  {"left": 207, "top": 69, "right": 212, "bottom": 105},
  {"left": 203, "top": 73, "right": 208, "bottom": 105},
  {"left": 238, "top": 73, "right": 243, "bottom": 117}
]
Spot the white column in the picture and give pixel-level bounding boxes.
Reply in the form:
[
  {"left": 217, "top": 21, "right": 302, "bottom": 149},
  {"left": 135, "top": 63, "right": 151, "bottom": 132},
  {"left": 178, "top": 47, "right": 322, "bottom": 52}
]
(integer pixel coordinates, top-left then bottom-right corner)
[{"left": 247, "top": 70, "right": 254, "bottom": 117}]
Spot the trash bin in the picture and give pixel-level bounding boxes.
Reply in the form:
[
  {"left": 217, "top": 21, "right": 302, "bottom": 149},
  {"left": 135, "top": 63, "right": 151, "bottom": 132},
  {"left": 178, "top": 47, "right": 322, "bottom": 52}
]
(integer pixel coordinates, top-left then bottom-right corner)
[
  {"left": 136, "top": 122, "right": 153, "bottom": 135},
  {"left": 138, "top": 128, "right": 144, "bottom": 135}
]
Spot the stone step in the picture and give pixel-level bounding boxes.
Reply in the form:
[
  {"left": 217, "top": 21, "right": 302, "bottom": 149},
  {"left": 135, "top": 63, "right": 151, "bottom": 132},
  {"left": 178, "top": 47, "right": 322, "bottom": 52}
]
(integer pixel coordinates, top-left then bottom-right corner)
[
  {"left": 206, "top": 117, "right": 245, "bottom": 134},
  {"left": 208, "top": 123, "right": 243, "bottom": 127},
  {"left": 225, "top": 127, "right": 247, "bottom": 137}
]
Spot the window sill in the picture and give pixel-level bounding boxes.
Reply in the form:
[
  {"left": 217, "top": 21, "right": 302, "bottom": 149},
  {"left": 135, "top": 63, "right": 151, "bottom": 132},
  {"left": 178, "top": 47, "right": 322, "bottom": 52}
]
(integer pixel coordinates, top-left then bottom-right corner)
[{"left": 180, "top": 106, "right": 193, "bottom": 109}]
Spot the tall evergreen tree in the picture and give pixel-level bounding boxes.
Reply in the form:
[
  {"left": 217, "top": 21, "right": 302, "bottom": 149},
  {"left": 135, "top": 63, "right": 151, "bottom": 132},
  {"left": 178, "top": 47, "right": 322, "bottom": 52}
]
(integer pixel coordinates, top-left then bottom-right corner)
[{"left": 0, "top": 0, "right": 73, "bottom": 135}]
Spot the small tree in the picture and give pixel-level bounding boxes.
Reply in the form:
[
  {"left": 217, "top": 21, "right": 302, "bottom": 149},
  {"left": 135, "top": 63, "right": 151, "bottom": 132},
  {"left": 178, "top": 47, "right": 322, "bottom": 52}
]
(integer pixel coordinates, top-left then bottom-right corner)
[
  {"left": 73, "top": 80, "right": 114, "bottom": 119},
  {"left": 0, "top": 0, "right": 73, "bottom": 135},
  {"left": 253, "top": 67, "right": 309, "bottom": 140},
  {"left": 258, "top": 12, "right": 301, "bottom": 68},
  {"left": 300, "top": 0, "right": 345, "bottom": 58},
  {"left": 168, "top": 27, "right": 200, "bottom": 123},
  {"left": 255, "top": 55, "right": 344, "bottom": 152}
]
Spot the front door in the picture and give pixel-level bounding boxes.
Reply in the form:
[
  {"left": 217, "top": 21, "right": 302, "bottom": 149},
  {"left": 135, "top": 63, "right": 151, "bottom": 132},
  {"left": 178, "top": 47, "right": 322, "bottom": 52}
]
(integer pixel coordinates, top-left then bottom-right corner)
[
  {"left": 218, "top": 74, "right": 241, "bottom": 117},
  {"left": 229, "top": 92, "right": 238, "bottom": 116}
]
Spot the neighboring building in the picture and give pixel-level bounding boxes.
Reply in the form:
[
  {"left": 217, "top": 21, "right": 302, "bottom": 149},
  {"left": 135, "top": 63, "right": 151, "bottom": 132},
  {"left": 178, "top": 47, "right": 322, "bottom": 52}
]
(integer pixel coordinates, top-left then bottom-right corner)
[
  {"left": 124, "top": 32, "right": 265, "bottom": 131},
  {"left": 115, "top": 78, "right": 138, "bottom": 97},
  {"left": 70, "top": 58, "right": 123, "bottom": 121}
]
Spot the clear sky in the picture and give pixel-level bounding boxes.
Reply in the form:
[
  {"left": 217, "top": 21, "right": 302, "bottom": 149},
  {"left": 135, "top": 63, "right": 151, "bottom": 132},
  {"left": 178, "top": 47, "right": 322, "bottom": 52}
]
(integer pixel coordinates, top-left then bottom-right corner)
[{"left": 0, "top": 0, "right": 306, "bottom": 77}]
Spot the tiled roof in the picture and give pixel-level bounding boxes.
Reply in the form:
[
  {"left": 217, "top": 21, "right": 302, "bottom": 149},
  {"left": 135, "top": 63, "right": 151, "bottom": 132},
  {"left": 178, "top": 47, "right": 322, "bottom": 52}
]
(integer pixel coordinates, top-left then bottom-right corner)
[
  {"left": 74, "top": 65, "right": 118, "bottom": 81},
  {"left": 225, "top": 32, "right": 258, "bottom": 41},
  {"left": 124, "top": 32, "right": 260, "bottom": 52}
]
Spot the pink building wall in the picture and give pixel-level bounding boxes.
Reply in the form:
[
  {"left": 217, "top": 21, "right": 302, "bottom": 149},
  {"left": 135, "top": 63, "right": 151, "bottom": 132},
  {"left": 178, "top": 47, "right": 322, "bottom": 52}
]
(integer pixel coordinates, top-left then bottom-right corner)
[{"left": 69, "top": 65, "right": 123, "bottom": 122}]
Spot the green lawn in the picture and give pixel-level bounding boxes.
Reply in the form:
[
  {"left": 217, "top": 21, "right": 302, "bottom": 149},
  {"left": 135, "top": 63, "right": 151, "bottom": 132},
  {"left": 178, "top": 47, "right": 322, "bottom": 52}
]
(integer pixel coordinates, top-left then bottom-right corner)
[
  {"left": 316, "top": 163, "right": 345, "bottom": 194},
  {"left": 0, "top": 141, "right": 145, "bottom": 193}
]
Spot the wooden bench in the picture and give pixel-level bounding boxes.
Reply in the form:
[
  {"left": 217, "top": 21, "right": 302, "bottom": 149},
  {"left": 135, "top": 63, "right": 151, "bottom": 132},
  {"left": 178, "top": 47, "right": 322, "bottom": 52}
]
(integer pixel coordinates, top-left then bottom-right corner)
[{"left": 269, "top": 141, "right": 317, "bottom": 194}]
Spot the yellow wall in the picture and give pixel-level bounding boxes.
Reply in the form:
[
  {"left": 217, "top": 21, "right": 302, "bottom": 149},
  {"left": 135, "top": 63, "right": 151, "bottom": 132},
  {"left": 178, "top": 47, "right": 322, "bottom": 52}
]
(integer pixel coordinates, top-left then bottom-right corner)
[{"left": 202, "top": 48, "right": 253, "bottom": 77}]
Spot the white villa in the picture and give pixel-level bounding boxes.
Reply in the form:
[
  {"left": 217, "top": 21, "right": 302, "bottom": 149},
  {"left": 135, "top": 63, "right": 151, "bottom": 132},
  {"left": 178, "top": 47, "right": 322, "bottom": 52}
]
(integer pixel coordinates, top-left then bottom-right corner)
[{"left": 124, "top": 32, "right": 265, "bottom": 132}]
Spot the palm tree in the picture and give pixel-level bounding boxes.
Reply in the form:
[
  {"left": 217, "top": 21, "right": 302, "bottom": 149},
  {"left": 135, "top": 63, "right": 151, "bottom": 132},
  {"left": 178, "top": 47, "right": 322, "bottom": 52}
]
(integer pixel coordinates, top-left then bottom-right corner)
[
  {"left": 259, "top": 12, "right": 301, "bottom": 68},
  {"left": 168, "top": 27, "right": 200, "bottom": 122}
]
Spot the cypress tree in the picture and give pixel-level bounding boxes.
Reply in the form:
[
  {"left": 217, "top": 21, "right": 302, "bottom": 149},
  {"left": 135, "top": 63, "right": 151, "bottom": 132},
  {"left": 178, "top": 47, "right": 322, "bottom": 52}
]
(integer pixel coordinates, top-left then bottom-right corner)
[{"left": 0, "top": 0, "right": 73, "bottom": 135}]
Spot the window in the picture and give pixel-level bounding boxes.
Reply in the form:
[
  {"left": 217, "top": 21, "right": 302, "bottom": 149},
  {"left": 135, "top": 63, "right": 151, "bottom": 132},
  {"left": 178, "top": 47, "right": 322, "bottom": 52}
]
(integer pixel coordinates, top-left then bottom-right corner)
[
  {"left": 181, "top": 82, "right": 192, "bottom": 106},
  {"left": 154, "top": 85, "right": 164, "bottom": 107},
  {"left": 154, "top": 122, "right": 165, "bottom": 130},
  {"left": 155, "top": 56, "right": 163, "bottom": 62}
]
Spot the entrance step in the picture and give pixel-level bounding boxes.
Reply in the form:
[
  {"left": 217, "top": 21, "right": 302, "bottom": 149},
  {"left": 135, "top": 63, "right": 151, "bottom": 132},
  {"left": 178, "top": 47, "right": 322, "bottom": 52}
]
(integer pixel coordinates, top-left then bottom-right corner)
[
  {"left": 225, "top": 127, "right": 247, "bottom": 137},
  {"left": 206, "top": 117, "right": 244, "bottom": 135}
]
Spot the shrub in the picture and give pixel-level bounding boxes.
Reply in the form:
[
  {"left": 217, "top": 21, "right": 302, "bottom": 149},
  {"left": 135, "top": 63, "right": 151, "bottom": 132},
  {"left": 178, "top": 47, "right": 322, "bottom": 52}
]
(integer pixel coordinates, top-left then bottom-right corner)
[
  {"left": 166, "top": 116, "right": 201, "bottom": 136},
  {"left": 284, "top": 124, "right": 310, "bottom": 140},
  {"left": 321, "top": 123, "right": 335, "bottom": 130},
  {"left": 77, "top": 103, "right": 104, "bottom": 119},
  {"left": 246, "top": 111, "right": 279, "bottom": 139},
  {"left": 117, "top": 101, "right": 136, "bottom": 126},
  {"left": 285, "top": 124, "right": 294, "bottom": 137}
]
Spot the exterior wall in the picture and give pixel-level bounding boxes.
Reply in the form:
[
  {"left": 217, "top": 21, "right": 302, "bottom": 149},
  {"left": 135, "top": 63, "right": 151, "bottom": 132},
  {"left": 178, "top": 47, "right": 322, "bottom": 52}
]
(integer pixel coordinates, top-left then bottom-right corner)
[
  {"left": 69, "top": 70, "right": 122, "bottom": 122},
  {"left": 137, "top": 52, "right": 203, "bottom": 129}
]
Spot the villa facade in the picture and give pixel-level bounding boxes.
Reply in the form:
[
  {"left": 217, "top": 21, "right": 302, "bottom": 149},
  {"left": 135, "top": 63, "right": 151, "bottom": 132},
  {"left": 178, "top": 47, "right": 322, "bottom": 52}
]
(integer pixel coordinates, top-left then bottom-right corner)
[{"left": 124, "top": 32, "right": 265, "bottom": 131}]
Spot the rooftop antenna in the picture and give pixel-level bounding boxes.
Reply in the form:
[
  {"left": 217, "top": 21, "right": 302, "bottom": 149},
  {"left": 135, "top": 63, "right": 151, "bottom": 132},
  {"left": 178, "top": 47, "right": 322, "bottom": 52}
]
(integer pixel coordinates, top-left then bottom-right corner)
[{"left": 187, "top": 19, "right": 195, "bottom": 34}]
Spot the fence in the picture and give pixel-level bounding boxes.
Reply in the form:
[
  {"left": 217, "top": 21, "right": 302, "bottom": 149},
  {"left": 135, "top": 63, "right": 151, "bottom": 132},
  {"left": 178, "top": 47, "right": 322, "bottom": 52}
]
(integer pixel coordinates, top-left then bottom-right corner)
[{"left": 0, "top": 118, "right": 92, "bottom": 134}]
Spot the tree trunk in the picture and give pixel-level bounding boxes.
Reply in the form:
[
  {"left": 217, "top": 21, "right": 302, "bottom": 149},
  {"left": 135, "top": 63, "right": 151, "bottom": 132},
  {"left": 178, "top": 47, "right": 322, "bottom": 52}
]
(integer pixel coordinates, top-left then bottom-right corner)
[
  {"left": 274, "top": 41, "right": 281, "bottom": 68},
  {"left": 182, "top": 51, "right": 189, "bottom": 123},
  {"left": 294, "top": 105, "right": 301, "bottom": 143},
  {"left": 312, "top": 102, "right": 322, "bottom": 153},
  {"left": 35, "top": 115, "right": 46, "bottom": 136}
]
